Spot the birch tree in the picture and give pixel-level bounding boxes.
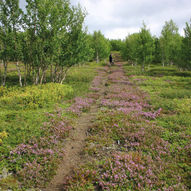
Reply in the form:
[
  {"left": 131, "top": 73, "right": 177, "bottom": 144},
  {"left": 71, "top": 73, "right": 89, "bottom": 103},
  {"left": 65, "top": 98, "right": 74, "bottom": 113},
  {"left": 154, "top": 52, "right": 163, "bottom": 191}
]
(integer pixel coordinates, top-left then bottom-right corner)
[
  {"left": 92, "top": 31, "right": 110, "bottom": 63},
  {"left": 137, "top": 23, "right": 154, "bottom": 71},
  {"left": 181, "top": 19, "right": 191, "bottom": 69},
  {"left": 160, "top": 20, "right": 182, "bottom": 66}
]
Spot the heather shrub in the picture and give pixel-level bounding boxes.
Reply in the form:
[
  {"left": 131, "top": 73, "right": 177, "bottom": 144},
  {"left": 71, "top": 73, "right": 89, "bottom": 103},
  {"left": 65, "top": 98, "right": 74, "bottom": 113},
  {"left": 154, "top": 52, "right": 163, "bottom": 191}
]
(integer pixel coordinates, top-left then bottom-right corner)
[
  {"left": 65, "top": 63, "right": 191, "bottom": 190},
  {"left": 125, "top": 64, "right": 191, "bottom": 189},
  {"left": 0, "top": 62, "right": 98, "bottom": 189},
  {"left": 7, "top": 108, "right": 72, "bottom": 188}
]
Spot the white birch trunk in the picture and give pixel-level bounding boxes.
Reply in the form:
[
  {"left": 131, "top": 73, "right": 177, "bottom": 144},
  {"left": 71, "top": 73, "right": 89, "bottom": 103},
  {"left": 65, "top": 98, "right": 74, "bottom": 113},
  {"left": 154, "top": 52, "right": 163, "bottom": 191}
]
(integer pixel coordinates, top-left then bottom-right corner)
[
  {"left": 3, "top": 61, "right": 7, "bottom": 86},
  {"left": 16, "top": 62, "right": 23, "bottom": 87},
  {"left": 60, "top": 67, "right": 70, "bottom": 84},
  {"left": 40, "top": 69, "right": 46, "bottom": 84},
  {"left": 0, "top": 60, "right": 2, "bottom": 85},
  {"left": 96, "top": 51, "right": 99, "bottom": 63}
]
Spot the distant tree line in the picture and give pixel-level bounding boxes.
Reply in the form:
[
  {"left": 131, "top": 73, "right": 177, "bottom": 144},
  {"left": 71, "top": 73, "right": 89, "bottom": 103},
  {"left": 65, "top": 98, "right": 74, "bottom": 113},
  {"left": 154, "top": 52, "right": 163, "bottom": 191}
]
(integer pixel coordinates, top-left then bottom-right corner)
[
  {"left": 110, "top": 19, "right": 191, "bottom": 71},
  {"left": 0, "top": 0, "right": 110, "bottom": 86}
]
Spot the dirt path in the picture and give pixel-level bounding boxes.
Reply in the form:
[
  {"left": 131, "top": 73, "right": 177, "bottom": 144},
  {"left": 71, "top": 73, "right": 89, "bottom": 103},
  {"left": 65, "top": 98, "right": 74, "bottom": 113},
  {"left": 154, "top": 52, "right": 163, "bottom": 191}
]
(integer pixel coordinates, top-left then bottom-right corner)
[
  {"left": 45, "top": 67, "right": 108, "bottom": 191},
  {"left": 46, "top": 106, "right": 98, "bottom": 191},
  {"left": 45, "top": 59, "right": 190, "bottom": 191}
]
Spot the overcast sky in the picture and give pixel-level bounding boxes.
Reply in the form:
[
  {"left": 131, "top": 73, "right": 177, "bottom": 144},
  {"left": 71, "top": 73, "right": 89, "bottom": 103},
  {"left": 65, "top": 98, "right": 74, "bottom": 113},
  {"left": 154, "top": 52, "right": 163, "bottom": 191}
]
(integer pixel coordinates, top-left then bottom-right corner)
[{"left": 20, "top": 0, "right": 191, "bottom": 39}]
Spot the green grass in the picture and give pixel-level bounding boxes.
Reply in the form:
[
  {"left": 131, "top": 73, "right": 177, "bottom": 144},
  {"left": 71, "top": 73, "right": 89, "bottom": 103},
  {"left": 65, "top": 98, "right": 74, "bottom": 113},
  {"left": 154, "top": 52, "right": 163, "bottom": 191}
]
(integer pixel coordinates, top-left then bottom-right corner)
[
  {"left": 124, "top": 63, "right": 191, "bottom": 188},
  {"left": 0, "top": 61, "right": 98, "bottom": 143},
  {"left": 64, "top": 62, "right": 99, "bottom": 98},
  {"left": 0, "top": 62, "right": 98, "bottom": 189},
  {"left": 147, "top": 66, "right": 191, "bottom": 77},
  {"left": 64, "top": 61, "right": 191, "bottom": 190}
]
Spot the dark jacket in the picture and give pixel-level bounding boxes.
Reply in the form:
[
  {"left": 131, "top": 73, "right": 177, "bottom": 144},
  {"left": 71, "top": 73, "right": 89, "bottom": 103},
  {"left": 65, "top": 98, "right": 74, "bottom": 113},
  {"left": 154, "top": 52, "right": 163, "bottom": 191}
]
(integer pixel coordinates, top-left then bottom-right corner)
[{"left": 109, "top": 54, "right": 113, "bottom": 63}]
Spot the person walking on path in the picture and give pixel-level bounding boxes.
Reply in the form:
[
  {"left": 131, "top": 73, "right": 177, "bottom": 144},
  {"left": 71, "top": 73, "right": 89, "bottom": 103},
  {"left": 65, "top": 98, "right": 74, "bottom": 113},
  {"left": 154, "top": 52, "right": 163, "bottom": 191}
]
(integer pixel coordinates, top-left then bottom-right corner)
[{"left": 109, "top": 53, "right": 113, "bottom": 66}]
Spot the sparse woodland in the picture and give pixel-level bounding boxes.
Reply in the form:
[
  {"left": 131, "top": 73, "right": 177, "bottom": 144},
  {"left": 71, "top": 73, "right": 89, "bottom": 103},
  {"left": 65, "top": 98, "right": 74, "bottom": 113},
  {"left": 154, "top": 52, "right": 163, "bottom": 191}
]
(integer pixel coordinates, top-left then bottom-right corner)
[
  {"left": 0, "top": 0, "right": 191, "bottom": 191},
  {"left": 0, "top": 0, "right": 110, "bottom": 86}
]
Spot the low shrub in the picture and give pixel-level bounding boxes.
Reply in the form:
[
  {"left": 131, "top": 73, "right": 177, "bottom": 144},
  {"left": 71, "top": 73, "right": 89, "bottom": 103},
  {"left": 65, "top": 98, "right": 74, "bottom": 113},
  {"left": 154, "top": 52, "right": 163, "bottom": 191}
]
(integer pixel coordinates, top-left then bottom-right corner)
[{"left": 0, "top": 83, "right": 73, "bottom": 109}]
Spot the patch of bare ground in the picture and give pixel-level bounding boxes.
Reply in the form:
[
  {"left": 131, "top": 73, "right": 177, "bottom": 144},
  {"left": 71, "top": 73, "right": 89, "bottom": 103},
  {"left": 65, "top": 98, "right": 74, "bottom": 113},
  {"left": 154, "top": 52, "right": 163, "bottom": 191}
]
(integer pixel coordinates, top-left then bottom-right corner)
[
  {"left": 45, "top": 105, "right": 98, "bottom": 191},
  {"left": 45, "top": 67, "right": 108, "bottom": 191}
]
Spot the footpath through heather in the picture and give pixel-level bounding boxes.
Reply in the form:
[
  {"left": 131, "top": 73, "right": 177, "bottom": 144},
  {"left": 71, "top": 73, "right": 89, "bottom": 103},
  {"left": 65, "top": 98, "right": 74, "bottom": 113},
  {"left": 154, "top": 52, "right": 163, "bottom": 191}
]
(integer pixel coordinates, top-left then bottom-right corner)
[
  {"left": 45, "top": 66, "right": 109, "bottom": 190},
  {"left": 46, "top": 60, "right": 189, "bottom": 190}
]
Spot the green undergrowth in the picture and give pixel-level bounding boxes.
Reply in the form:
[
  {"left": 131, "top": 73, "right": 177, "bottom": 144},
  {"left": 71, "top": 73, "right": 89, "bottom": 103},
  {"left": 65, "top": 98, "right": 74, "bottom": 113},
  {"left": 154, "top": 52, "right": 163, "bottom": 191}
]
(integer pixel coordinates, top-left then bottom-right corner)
[
  {"left": 64, "top": 62, "right": 100, "bottom": 97},
  {"left": 0, "top": 84, "right": 73, "bottom": 110},
  {"left": 64, "top": 63, "right": 190, "bottom": 190},
  {"left": 0, "top": 62, "right": 98, "bottom": 190},
  {"left": 125, "top": 64, "right": 191, "bottom": 188},
  {"left": 65, "top": 109, "right": 190, "bottom": 190}
]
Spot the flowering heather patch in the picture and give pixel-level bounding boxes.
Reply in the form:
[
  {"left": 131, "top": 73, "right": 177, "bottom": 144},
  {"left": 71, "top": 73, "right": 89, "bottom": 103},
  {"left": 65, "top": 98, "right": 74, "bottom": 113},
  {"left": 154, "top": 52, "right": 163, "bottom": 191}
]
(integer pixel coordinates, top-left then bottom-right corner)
[
  {"left": 89, "top": 87, "right": 101, "bottom": 92},
  {"left": 44, "top": 109, "right": 72, "bottom": 138},
  {"left": 64, "top": 62, "right": 190, "bottom": 190},
  {"left": 64, "top": 108, "right": 188, "bottom": 190},
  {"left": 68, "top": 97, "right": 94, "bottom": 115},
  {"left": 107, "top": 84, "right": 148, "bottom": 100},
  {"left": 101, "top": 99, "right": 145, "bottom": 110},
  {"left": 116, "top": 107, "right": 135, "bottom": 114},
  {"left": 64, "top": 150, "right": 187, "bottom": 191},
  {"left": 108, "top": 70, "right": 125, "bottom": 81},
  {"left": 90, "top": 68, "right": 108, "bottom": 92},
  {"left": 18, "top": 158, "right": 57, "bottom": 186},
  {"left": 137, "top": 108, "right": 162, "bottom": 119},
  {"left": 98, "top": 152, "right": 161, "bottom": 190},
  {"left": 91, "top": 76, "right": 102, "bottom": 88},
  {"left": 63, "top": 168, "right": 98, "bottom": 190},
  {"left": 87, "top": 92, "right": 100, "bottom": 100},
  {"left": 8, "top": 108, "right": 71, "bottom": 187},
  {"left": 92, "top": 109, "right": 171, "bottom": 159},
  {"left": 100, "top": 73, "right": 161, "bottom": 121},
  {"left": 0, "top": 62, "right": 100, "bottom": 189},
  {"left": 98, "top": 151, "right": 187, "bottom": 191},
  {"left": 105, "top": 91, "right": 140, "bottom": 101}
]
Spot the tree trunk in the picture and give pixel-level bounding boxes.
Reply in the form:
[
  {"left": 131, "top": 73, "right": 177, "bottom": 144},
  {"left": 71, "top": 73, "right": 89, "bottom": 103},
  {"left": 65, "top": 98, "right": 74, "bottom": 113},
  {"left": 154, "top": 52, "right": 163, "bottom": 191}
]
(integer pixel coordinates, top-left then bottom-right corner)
[
  {"left": 53, "top": 65, "right": 58, "bottom": 83},
  {"left": 58, "top": 67, "right": 63, "bottom": 83},
  {"left": 60, "top": 67, "right": 70, "bottom": 84},
  {"left": 96, "top": 51, "right": 99, "bottom": 63},
  {"left": 141, "top": 64, "right": 145, "bottom": 72},
  {"left": 35, "top": 74, "right": 39, "bottom": 85},
  {"left": 50, "top": 64, "right": 54, "bottom": 82},
  {"left": 56, "top": 66, "right": 63, "bottom": 83},
  {"left": 40, "top": 69, "right": 46, "bottom": 84},
  {"left": 35, "top": 68, "right": 40, "bottom": 85},
  {"left": 44, "top": 72, "right": 47, "bottom": 83},
  {"left": 162, "top": 60, "right": 165, "bottom": 67},
  {"left": 27, "top": 64, "right": 32, "bottom": 78},
  {"left": 32, "top": 69, "right": 35, "bottom": 85},
  {"left": 0, "top": 60, "right": 2, "bottom": 85},
  {"left": 3, "top": 61, "right": 7, "bottom": 86},
  {"left": 24, "top": 63, "right": 27, "bottom": 86},
  {"left": 161, "top": 50, "right": 165, "bottom": 67},
  {"left": 16, "top": 62, "right": 23, "bottom": 87}
]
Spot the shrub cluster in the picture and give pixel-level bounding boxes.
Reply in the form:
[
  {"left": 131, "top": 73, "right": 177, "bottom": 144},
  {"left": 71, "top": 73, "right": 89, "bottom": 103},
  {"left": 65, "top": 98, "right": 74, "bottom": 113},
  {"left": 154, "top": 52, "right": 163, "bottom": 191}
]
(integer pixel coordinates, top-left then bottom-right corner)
[
  {"left": 64, "top": 64, "right": 190, "bottom": 190},
  {"left": 0, "top": 83, "right": 73, "bottom": 109}
]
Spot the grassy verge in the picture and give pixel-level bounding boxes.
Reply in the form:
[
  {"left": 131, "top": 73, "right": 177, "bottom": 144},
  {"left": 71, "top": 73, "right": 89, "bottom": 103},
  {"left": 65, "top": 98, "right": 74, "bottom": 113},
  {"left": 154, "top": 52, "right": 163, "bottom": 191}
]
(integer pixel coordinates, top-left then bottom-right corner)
[
  {"left": 63, "top": 64, "right": 190, "bottom": 191},
  {"left": 124, "top": 64, "right": 191, "bottom": 189},
  {"left": 0, "top": 62, "right": 99, "bottom": 190}
]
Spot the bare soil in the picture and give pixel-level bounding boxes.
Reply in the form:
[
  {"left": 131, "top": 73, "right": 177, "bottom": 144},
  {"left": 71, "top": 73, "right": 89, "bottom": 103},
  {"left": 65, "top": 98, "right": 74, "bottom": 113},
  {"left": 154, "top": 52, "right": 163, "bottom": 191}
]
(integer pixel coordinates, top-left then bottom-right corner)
[{"left": 46, "top": 106, "right": 98, "bottom": 191}]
